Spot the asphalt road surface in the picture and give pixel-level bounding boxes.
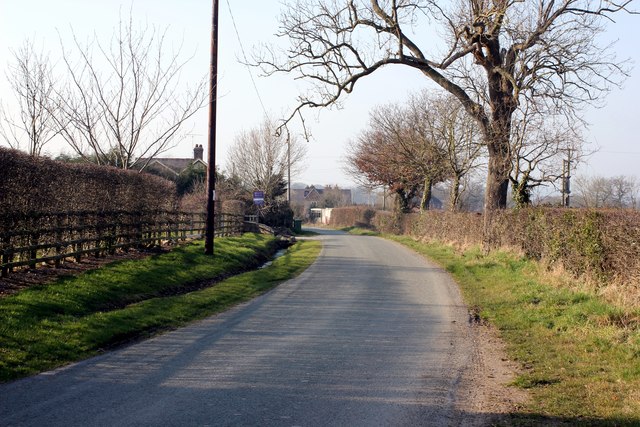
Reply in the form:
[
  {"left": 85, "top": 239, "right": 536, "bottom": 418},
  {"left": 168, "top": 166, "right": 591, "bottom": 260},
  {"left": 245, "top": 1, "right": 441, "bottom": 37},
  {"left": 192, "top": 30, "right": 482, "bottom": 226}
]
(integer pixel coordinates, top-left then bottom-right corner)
[{"left": 0, "top": 229, "right": 478, "bottom": 426}]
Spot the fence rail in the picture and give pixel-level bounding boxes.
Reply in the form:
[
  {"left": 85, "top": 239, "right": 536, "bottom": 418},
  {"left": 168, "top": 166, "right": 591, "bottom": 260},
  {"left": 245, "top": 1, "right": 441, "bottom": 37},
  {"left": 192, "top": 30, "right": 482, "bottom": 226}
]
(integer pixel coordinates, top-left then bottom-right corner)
[{"left": 0, "top": 210, "right": 245, "bottom": 277}]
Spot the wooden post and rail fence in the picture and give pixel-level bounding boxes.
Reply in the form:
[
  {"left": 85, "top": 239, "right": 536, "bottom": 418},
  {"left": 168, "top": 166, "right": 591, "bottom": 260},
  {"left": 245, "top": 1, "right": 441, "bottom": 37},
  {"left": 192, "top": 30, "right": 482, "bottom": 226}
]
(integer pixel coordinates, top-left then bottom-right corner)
[{"left": 0, "top": 210, "right": 263, "bottom": 278}]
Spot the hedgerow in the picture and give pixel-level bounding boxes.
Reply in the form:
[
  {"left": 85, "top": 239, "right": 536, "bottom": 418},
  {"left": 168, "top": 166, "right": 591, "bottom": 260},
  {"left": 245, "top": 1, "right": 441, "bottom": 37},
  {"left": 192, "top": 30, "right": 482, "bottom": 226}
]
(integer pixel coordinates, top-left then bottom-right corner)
[
  {"left": 0, "top": 147, "right": 175, "bottom": 215},
  {"left": 329, "top": 206, "right": 640, "bottom": 307}
]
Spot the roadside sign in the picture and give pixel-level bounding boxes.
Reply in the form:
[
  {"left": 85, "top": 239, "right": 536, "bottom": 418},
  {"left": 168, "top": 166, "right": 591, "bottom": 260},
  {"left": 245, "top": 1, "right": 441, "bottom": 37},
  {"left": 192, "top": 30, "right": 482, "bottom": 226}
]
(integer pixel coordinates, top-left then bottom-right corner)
[{"left": 253, "top": 191, "right": 265, "bottom": 206}]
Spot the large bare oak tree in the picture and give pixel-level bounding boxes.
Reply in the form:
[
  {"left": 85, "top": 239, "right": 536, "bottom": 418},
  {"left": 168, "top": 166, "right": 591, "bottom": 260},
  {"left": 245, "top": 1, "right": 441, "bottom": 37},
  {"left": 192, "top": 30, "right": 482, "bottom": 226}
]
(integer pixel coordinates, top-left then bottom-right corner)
[{"left": 257, "top": 0, "right": 633, "bottom": 243}]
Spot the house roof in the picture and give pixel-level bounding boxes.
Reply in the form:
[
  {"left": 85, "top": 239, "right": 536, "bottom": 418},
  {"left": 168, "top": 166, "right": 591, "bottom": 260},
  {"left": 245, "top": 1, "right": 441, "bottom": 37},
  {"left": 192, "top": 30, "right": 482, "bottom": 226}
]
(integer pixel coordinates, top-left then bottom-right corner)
[
  {"left": 291, "top": 186, "right": 322, "bottom": 203},
  {"left": 135, "top": 158, "right": 206, "bottom": 176},
  {"left": 133, "top": 145, "right": 207, "bottom": 176},
  {"left": 291, "top": 186, "right": 353, "bottom": 205}
]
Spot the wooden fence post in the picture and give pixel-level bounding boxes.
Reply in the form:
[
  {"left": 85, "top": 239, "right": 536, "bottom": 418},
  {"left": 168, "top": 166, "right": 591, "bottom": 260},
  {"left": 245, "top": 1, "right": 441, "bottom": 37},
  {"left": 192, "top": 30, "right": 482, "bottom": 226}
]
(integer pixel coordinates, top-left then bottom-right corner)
[
  {"left": 135, "top": 211, "right": 143, "bottom": 249},
  {"left": 75, "top": 213, "right": 84, "bottom": 263},
  {"left": 107, "top": 211, "right": 117, "bottom": 255},
  {"left": 1, "top": 235, "right": 11, "bottom": 278},
  {"left": 55, "top": 213, "right": 63, "bottom": 268},
  {"left": 29, "top": 213, "right": 39, "bottom": 269},
  {"left": 95, "top": 212, "right": 104, "bottom": 257}
]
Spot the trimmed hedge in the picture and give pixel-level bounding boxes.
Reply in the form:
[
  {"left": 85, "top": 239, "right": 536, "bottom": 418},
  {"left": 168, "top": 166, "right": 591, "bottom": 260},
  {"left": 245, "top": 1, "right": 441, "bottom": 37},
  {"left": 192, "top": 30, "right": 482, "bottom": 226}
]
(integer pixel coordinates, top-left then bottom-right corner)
[
  {"left": 495, "top": 208, "right": 640, "bottom": 282},
  {"left": 329, "top": 206, "right": 640, "bottom": 297},
  {"left": 0, "top": 147, "right": 176, "bottom": 215}
]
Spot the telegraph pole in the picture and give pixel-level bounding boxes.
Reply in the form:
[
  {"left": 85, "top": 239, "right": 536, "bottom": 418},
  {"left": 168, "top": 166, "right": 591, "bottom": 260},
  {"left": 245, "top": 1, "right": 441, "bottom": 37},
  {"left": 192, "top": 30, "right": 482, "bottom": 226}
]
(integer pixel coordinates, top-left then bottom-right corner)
[
  {"left": 562, "top": 150, "right": 572, "bottom": 207},
  {"left": 205, "top": 0, "right": 219, "bottom": 255},
  {"left": 287, "top": 129, "right": 291, "bottom": 203}
]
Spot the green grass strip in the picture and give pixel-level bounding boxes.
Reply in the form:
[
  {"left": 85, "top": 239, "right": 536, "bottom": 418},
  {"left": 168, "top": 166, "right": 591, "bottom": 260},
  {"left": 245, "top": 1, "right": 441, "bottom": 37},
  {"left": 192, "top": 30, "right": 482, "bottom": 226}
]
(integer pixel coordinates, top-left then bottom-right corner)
[
  {"left": 0, "top": 236, "right": 321, "bottom": 382},
  {"left": 381, "top": 233, "right": 640, "bottom": 425}
]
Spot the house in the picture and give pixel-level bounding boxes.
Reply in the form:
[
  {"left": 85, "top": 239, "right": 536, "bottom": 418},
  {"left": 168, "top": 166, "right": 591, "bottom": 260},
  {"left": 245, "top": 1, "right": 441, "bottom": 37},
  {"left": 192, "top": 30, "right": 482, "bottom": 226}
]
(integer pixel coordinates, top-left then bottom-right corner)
[
  {"left": 291, "top": 185, "right": 352, "bottom": 219},
  {"left": 291, "top": 185, "right": 322, "bottom": 206},
  {"left": 135, "top": 145, "right": 207, "bottom": 178}
]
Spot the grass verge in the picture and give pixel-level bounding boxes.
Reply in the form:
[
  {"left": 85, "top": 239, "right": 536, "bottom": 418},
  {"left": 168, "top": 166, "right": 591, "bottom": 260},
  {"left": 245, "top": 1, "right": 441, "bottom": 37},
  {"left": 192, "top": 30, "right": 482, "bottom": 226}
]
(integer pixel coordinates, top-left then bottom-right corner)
[
  {"left": 348, "top": 228, "right": 639, "bottom": 425},
  {"left": 0, "top": 234, "right": 321, "bottom": 382},
  {"left": 339, "top": 226, "right": 378, "bottom": 236}
]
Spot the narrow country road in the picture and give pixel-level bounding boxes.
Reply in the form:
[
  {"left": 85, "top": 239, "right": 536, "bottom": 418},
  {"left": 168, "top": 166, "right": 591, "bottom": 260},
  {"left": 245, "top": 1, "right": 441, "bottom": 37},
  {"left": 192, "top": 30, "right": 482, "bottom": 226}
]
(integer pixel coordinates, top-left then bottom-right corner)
[{"left": 0, "top": 229, "right": 481, "bottom": 426}]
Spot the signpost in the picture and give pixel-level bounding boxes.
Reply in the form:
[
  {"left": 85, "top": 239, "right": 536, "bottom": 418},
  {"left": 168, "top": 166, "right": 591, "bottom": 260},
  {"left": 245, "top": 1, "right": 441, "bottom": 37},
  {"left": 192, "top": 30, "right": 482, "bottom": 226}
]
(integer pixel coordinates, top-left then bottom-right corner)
[
  {"left": 253, "top": 191, "right": 265, "bottom": 224},
  {"left": 253, "top": 191, "right": 265, "bottom": 206}
]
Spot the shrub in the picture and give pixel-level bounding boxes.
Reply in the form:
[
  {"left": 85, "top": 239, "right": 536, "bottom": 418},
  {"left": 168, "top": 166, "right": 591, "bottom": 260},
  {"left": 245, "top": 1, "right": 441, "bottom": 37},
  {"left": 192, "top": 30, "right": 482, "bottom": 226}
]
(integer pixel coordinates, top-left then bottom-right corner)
[
  {"left": 0, "top": 147, "right": 176, "bottom": 215},
  {"left": 260, "top": 201, "right": 294, "bottom": 228}
]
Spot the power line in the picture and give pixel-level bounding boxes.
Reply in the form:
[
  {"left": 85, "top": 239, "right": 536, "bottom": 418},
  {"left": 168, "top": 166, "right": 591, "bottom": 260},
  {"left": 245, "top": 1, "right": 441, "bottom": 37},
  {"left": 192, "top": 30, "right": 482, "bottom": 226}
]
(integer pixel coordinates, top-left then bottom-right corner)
[
  {"left": 224, "top": 0, "right": 268, "bottom": 117},
  {"left": 597, "top": 150, "right": 640, "bottom": 155}
]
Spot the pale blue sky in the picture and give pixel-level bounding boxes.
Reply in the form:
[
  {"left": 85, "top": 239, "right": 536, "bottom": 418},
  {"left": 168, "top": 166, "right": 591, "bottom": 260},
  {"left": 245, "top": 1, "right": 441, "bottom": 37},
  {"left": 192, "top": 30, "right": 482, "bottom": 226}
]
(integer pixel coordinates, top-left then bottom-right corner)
[{"left": 1, "top": 1, "right": 638, "bottom": 188}]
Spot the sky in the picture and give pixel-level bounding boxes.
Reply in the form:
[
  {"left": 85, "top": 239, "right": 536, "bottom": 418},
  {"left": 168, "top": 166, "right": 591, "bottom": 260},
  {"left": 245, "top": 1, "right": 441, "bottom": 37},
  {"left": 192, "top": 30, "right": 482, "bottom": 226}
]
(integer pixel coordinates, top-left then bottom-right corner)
[{"left": 1, "top": 0, "right": 639, "bottom": 189}]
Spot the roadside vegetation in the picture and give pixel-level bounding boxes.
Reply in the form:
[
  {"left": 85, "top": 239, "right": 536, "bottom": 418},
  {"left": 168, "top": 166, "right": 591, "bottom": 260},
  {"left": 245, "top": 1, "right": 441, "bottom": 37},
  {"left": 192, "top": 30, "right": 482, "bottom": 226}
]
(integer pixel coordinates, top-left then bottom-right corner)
[
  {"left": 346, "top": 228, "right": 640, "bottom": 425},
  {"left": 0, "top": 234, "right": 321, "bottom": 383}
]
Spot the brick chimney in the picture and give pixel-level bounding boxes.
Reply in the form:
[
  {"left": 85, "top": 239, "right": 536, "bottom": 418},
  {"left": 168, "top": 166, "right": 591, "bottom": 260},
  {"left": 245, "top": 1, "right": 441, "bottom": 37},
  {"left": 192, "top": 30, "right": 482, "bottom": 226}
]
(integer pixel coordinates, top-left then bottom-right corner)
[{"left": 194, "top": 144, "right": 204, "bottom": 161}]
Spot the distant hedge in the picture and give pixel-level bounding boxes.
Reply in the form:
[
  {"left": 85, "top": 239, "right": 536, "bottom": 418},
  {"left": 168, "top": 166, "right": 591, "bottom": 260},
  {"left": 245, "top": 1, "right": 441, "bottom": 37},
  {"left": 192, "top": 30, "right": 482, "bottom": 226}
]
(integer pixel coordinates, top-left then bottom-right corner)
[
  {"left": 329, "top": 206, "right": 640, "bottom": 305},
  {"left": 0, "top": 147, "right": 176, "bottom": 215}
]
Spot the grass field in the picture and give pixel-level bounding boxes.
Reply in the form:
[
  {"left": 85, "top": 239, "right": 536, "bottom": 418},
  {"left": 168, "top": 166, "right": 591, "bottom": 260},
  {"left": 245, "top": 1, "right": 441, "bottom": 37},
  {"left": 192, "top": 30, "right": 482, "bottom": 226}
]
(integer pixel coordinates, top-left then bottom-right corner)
[
  {"left": 0, "top": 234, "right": 321, "bottom": 382},
  {"left": 340, "top": 227, "right": 639, "bottom": 425}
]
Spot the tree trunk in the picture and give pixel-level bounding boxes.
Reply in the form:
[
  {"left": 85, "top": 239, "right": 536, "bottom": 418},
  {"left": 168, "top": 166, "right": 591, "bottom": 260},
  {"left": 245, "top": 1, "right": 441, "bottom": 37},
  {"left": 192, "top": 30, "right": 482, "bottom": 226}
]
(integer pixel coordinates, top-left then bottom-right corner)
[
  {"left": 394, "top": 189, "right": 410, "bottom": 213},
  {"left": 394, "top": 185, "right": 418, "bottom": 214},
  {"left": 420, "top": 176, "right": 433, "bottom": 212},
  {"left": 512, "top": 179, "right": 531, "bottom": 209},
  {"left": 484, "top": 146, "right": 510, "bottom": 208},
  {"left": 449, "top": 174, "right": 461, "bottom": 212},
  {"left": 482, "top": 128, "right": 511, "bottom": 251}
]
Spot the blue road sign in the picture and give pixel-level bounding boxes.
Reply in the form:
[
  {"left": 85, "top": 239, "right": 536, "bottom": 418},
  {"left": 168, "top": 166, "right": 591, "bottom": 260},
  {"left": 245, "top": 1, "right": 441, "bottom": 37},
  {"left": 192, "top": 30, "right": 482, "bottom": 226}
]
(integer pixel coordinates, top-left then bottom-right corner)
[{"left": 253, "top": 191, "right": 265, "bottom": 206}]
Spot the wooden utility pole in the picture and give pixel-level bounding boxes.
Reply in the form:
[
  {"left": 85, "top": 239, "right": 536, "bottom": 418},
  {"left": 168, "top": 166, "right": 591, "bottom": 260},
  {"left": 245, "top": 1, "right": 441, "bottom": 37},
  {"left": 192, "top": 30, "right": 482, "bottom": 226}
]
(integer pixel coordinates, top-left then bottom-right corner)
[
  {"left": 287, "top": 129, "right": 291, "bottom": 203},
  {"left": 562, "top": 150, "right": 572, "bottom": 207},
  {"left": 205, "top": 0, "right": 219, "bottom": 255}
]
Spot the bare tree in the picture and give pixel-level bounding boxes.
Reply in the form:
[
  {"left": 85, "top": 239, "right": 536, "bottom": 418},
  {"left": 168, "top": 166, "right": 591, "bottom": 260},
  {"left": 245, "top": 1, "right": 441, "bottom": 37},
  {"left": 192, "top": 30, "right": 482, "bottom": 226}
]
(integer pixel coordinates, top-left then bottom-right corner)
[
  {"left": 509, "top": 100, "right": 588, "bottom": 208},
  {"left": 348, "top": 91, "right": 482, "bottom": 212},
  {"left": 226, "top": 118, "right": 306, "bottom": 202},
  {"left": 256, "top": 0, "right": 634, "bottom": 243},
  {"left": 346, "top": 100, "right": 447, "bottom": 212},
  {"left": 575, "top": 175, "right": 638, "bottom": 208},
  {"left": 54, "top": 14, "right": 206, "bottom": 169},
  {"left": 373, "top": 101, "right": 448, "bottom": 210},
  {"left": 320, "top": 184, "right": 350, "bottom": 208},
  {"left": 410, "top": 91, "right": 484, "bottom": 211},
  {"left": 0, "top": 40, "right": 59, "bottom": 157},
  {"left": 610, "top": 175, "right": 639, "bottom": 208},
  {"left": 346, "top": 128, "right": 421, "bottom": 213}
]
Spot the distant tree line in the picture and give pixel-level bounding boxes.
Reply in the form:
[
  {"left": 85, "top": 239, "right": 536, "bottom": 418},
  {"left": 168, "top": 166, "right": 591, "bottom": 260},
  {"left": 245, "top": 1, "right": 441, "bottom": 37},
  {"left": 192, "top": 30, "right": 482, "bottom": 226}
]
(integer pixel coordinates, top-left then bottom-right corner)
[{"left": 573, "top": 175, "right": 638, "bottom": 209}]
